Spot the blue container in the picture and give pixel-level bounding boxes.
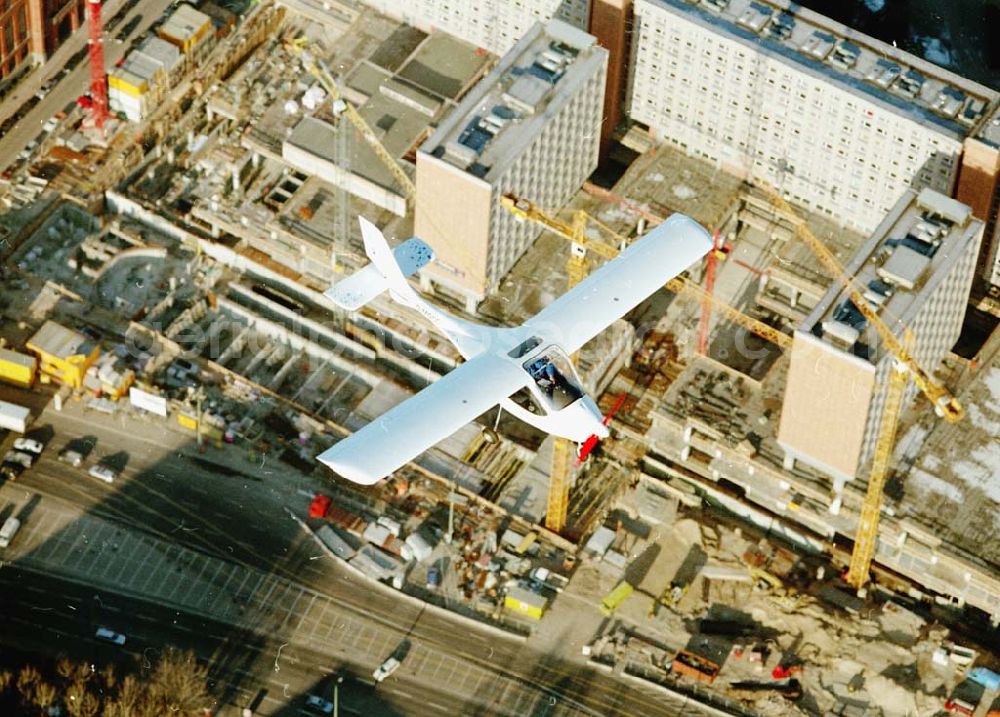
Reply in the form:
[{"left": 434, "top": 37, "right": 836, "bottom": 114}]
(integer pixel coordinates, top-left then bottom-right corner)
[{"left": 968, "top": 667, "right": 1000, "bottom": 691}]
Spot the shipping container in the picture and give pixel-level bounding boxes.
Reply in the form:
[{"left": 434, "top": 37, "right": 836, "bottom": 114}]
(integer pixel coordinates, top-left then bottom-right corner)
[
  {"left": 0, "top": 400, "right": 31, "bottom": 433},
  {"left": 671, "top": 650, "right": 720, "bottom": 684},
  {"left": 0, "top": 348, "right": 37, "bottom": 388},
  {"left": 504, "top": 585, "right": 547, "bottom": 620}
]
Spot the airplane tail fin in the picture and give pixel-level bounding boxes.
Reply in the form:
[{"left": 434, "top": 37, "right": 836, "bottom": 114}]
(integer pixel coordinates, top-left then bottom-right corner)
[{"left": 324, "top": 217, "right": 434, "bottom": 311}]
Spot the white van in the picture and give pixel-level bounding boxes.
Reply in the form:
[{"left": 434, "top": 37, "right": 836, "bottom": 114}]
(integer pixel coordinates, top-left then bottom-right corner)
[{"left": 0, "top": 517, "right": 21, "bottom": 548}]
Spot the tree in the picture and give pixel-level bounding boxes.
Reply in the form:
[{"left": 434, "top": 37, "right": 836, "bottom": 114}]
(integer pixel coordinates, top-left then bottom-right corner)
[
  {"left": 35, "top": 681, "right": 58, "bottom": 715},
  {"left": 16, "top": 665, "right": 41, "bottom": 709},
  {"left": 146, "top": 649, "right": 210, "bottom": 716},
  {"left": 0, "top": 668, "right": 13, "bottom": 692},
  {"left": 103, "top": 674, "right": 147, "bottom": 717}
]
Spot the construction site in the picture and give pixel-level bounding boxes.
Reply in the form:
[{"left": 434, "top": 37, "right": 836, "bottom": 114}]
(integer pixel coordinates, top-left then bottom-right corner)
[{"left": 0, "top": 0, "right": 999, "bottom": 716}]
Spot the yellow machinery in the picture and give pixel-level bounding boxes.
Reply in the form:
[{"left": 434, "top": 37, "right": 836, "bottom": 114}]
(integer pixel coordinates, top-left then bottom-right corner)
[
  {"left": 846, "top": 351, "right": 909, "bottom": 588},
  {"left": 501, "top": 194, "right": 792, "bottom": 532},
  {"left": 600, "top": 580, "right": 635, "bottom": 616},
  {"left": 501, "top": 195, "right": 792, "bottom": 352},
  {"left": 285, "top": 37, "right": 416, "bottom": 206},
  {"left": 762, "top": 189, "right": 962, "bottom": 423},
  {"left": 761, "top": 188, "right": 962, "bottom": 589}
]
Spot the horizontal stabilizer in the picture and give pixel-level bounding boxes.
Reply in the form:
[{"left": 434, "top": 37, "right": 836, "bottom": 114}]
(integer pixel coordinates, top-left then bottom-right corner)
[{"left": 325, "top": 237, "right": 434, "bottom": 311}]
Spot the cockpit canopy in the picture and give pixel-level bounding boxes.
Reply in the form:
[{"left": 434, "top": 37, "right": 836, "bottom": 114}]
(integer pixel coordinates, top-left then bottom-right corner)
[{"left": 522, "top": 347, "right": 584, "bottom": 412}]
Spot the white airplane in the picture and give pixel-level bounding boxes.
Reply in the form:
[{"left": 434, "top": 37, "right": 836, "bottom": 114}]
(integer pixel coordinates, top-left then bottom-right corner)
[{"left": 317, "top": 215, "right": 713, "bottom": 485}]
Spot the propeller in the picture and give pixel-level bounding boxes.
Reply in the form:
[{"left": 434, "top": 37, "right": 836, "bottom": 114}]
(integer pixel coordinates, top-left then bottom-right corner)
[{"left": 577, "top": 392, "right": 630, "bottom": 464}]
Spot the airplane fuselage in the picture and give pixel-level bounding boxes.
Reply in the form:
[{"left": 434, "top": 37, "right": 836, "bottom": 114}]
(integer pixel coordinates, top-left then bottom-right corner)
[{"left": 388, "top": 287, "right": 609, "bottom": 445}]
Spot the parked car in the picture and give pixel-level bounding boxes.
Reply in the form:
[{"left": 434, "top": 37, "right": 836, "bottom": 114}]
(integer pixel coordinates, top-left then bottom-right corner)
[
  {"left": 1, "top": 462, "right": 25, "bottom": 481},
  {"left": 88, "top": 464, "right": 117, "bottom": 483},
  {"left": 4, "top": 450, "right": 34, "bottom": 469},
  {"left": 58, "top": 448, "right": 84, "bottom": 467},
  {"left": 14, "top": 437, "right": 44, "bottom": 455},
  {"left": 304, "top": 694, "right": 334, "bottom": 714},
  {"left": 35, "top": 79, "right": 55, "bottom": 100},
  {"left": 94, "top": 627, "right": 126, "bottom": 645},
  {"left": 372, "top": 657, "right": 400, "bottom": 683},
  {"left": 0, "top": 516, "right": 21, "bottom": 548}
]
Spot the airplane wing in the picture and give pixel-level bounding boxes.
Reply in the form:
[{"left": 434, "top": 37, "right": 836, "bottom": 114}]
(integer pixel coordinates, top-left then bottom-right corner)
[
  {"left": 317, "top": 352, "right": 528, "bottom": 484},
  {"left": 526, "top": 214, "right": 713, "bottom": 354}
]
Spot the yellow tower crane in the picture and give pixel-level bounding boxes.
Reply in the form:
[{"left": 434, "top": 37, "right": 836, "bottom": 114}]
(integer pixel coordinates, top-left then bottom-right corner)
[
  {"left": 285, "top": 37, "right": 416, "bottom": 205},
  {"left": 760, "top": 187, "right": 963, "bottom": 590},
  {"left": 500, "top": 193, "right": 792, "bottom": 532},
  {"left": 500, "top": 195, "right": 793, "bottom": 350}
]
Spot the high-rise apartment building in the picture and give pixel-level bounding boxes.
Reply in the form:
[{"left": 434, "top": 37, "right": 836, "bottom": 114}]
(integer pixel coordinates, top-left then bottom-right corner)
[
  {"left": 777, "top": 189, "right": 983, "bottom": 491},
  {"left": 415, "top": 20, "right": 607, "bottom": 311},
  {"left": 587, "top": 0, "right": 632, "bottom": 156},
  {"left": 360, "top": 0, "right": 591, "bottom": 55},
  {"left": 955, "top": 106, "right": 1000, "bottom": 289},
  {"left": 628, "top": 0, "right": 998, "bottom": 234}
]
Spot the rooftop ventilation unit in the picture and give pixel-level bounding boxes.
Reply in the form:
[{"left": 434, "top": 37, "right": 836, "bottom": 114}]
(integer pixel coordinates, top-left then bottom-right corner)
[
  {"left": 504, "top": 75, "right": 549, "bottom": 113},
  {"left": 700, "top": 0, "right": 729, "bottom": 11},
  {"left": 821, "top": 320, "right": 861, "bottom": 349},
  {"left": 444, "top": 140, "right": 479, "bottom": 167},
  {"left": 877, "top": 245, "right": 930, "bottom": 290},
  {"left": 891, "top": 69, "right": 924, "bottom": 99},
  {"left": 866, "top": 59, "right": 901, "bottom": 89},
  {"left": 540, "top": 50, "right": 568, "bottom": 68},
  {"left": 932, "top": 86, "right": 966, "bottom": 118},
  {"left": 548, "top": 41, "right": 579, "bottom": 58},
  {"left": 800, "top": 31, "right": 836, "bottom": 61},
  {"left": 827, "top": 41, "right": 860, "bottom": 70},
  {"left": 958, "top": 97, "right": 986, "bottom": 127},
  {"left": 768, "top": 12, "right": 794, "bottom": 40},
  {"left": 915, "top": 187, "right": 971, "bottom": 225},
  {"left": 737, "top": 2, "right": 772, "bottom": 33},
  {"left": 863, "top": 278, "right": 894, "bottom": 309},
  {"left": 912, "top": 216, "right": 944, "bottom": 243}
]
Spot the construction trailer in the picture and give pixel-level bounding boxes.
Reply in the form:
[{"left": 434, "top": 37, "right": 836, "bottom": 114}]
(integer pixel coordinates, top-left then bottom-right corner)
[
  {"left": 504, "top": 584, "right": 547, "bottom": 620},
  {"left": 670, "top": 650, "right": 720, "bottom": 684},
  {"left": 0, "top": 348, "right": 37, "bottom": 388},
  {"left": 26, "top": 320, "right": 100, "bottom": 389},
  {"left": 600, "top": 580, "right": 634, "bottom": 616},
  {"left": 0, "top": 400, "right": 31, "bottom": 433}
]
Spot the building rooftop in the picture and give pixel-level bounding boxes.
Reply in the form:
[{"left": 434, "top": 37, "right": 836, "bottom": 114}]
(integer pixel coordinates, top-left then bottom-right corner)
[
  {"left": 976, "top": 104, "right": 1000, "bottom": 148},
  {"left": 135, "top": 37, "right": 183, "bottom": 73},
  {"left": 802, "top": 188, "right": 983, "bottom": 362},
  {"left": 112, "top": 38, "right": 182, "bottom": 88},
  {"left": 160, "top": 3, "right": 212, "bottom": 44},
  {"left": 902, "top": 336, "right": 1000, "bottom": 572},
  {"left": 27, "top": 320, "right": 95, "bottom": 360},
  {"left": 420, "top": 19, "right": 606, "bottom": 183},
  {"left": 643, "top": 0, "right": 999, "bottom": 139}
]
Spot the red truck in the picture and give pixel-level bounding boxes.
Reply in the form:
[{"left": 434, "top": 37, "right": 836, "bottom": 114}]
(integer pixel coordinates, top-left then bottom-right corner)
[{"left": 308, "top": 494, "right": 367, "bottom": 535}]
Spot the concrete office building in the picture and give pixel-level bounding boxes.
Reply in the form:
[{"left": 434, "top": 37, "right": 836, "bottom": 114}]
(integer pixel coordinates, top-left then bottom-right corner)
[
  {"left": 360, "top": 0, "right": 591, "bottom": 55},
  {"left": 415, "top": 20, "right": 607, "bottom": 311},
  {"left": 628, "top": 0, "right": 998, "bottom": 235},
  {"left": 777, "top": 189, "right": 983, "bottom": 492},
  {"left": 955, "top": 105, "right": 1000, "bottom": 289},
  {"left": 0, "top": 0, "right": 35, "bottom": 81},
  {"left": 1, "top": 0, "right": 85, "bottom": 82},
  {"left": 587, "top": 0, "right": 632, "bottom": 156}
]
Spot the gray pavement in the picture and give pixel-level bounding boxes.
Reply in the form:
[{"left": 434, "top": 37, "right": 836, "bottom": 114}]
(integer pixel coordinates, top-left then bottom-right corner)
[
  {"left": 0, "top": 488, "right": 628, "bottom": 716},
  {"left": 0, "top": 391, "right": 745, "bottom": 715}
]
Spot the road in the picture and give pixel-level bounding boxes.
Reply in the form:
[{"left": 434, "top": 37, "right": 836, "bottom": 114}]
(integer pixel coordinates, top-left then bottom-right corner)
[
  {"left": 0, "top": 395, "right": 732, "bottom": 716},
  {"left": 0, "top": 568, "right": 468, "bottom": 717},
  {"left": 0, "top": 0, "right": 176, "bottom": 173}
]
